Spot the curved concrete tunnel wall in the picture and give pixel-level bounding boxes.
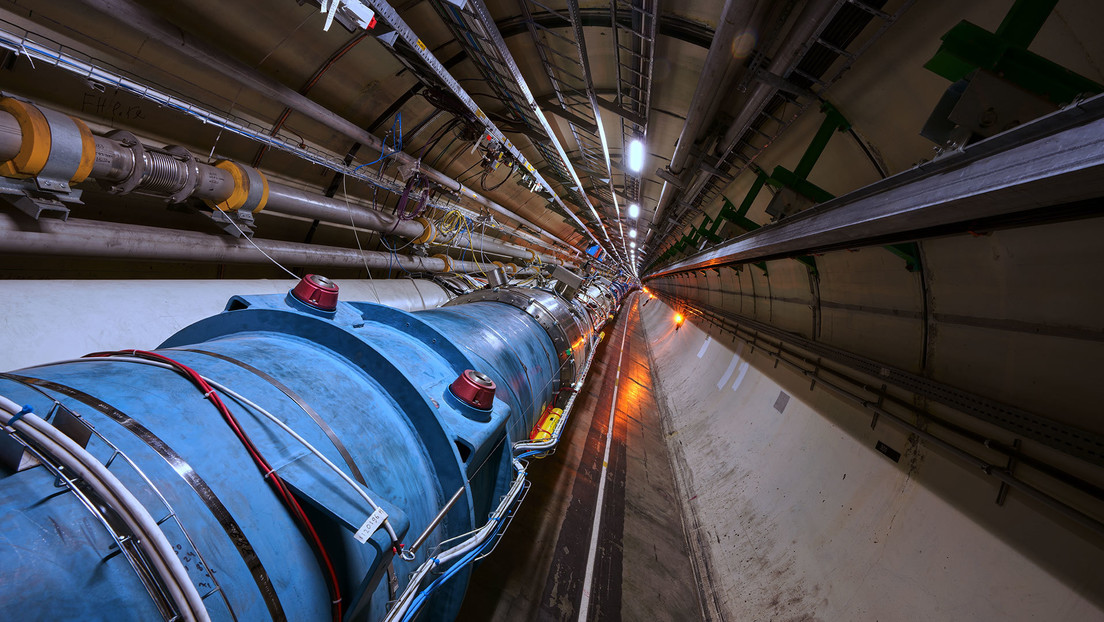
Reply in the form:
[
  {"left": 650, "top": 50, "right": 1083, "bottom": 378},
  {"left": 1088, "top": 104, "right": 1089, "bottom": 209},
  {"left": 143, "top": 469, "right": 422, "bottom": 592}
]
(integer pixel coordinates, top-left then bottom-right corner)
[
  {"left": 646, "top": 216, "right": 1104, "bottom": 439},
  {"left": 638, "top": 295, "right": 1104, "bottom": 619}
]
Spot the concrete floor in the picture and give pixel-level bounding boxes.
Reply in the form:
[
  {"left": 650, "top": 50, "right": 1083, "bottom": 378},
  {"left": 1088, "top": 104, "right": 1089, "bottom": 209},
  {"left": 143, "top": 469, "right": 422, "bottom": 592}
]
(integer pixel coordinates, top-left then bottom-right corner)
[{"left": 458, "top": 294, "right": 701, "bottom": 620}]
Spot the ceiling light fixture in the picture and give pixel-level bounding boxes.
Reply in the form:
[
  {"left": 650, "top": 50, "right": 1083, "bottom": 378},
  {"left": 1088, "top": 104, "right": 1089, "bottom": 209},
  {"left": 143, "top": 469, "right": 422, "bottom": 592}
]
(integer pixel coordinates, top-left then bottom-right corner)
[
  {"left": 630, "top": 241, "right": 636, "bottom": 248},
  {"left": 628, "top": 203, "right": 640, "bottom": 219},
  {"left": 629, "top": 229, "right": 637, "bottom": 239},
  {"left": 628, "top": 138, "right": 644, "bottom": 173}
]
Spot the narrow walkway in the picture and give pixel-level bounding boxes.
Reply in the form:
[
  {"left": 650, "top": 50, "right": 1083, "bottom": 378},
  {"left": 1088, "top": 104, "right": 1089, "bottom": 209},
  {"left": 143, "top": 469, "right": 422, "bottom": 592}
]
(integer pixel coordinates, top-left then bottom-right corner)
[{"left": 458, "top": 294, "right": 700, "bottom": 620}]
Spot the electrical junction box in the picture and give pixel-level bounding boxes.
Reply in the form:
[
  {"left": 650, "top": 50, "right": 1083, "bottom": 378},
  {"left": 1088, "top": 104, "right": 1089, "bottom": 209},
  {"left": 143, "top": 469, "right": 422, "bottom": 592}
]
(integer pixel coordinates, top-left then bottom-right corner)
[{"left": 549, "top": 265, "right": 584, "bottom": 299}]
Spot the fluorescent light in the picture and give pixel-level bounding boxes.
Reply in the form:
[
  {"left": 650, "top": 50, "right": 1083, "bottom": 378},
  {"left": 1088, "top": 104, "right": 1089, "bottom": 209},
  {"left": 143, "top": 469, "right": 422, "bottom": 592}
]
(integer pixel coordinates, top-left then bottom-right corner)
[
  {"left": 629, "top": 229, "right": 637, "bottom": 239},
  {"left": 628, "top": 203, "right": 640, "bottom": 218},
  {"left": 628, "top": 139, "right": 644, "bottom": 173}
]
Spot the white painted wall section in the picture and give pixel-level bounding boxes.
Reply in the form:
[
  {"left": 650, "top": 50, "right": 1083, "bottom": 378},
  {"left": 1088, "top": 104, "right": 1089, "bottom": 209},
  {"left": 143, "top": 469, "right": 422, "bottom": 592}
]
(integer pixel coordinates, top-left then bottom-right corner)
[
  {"left": 0, "top": 278, "right": 450, "bottom": 370},
  {"left": 640, "top": 299, "right": 1104, "bottom": 621}
]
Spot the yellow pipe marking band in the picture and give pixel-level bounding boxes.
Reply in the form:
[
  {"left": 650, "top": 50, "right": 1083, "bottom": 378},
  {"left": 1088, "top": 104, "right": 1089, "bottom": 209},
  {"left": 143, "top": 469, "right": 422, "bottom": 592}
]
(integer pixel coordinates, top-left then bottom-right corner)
[
  {"left": 412, "top": 216, "right": 435, "bottom": 244},
  {"left": 431, "top": 253, "right": 452, "bottom": 272},
  {"left": 211, "top": 160, "right": 247, "bottom": 211},
  {"left": 0, "top": 98, "right": 50, "bottom": 179}
]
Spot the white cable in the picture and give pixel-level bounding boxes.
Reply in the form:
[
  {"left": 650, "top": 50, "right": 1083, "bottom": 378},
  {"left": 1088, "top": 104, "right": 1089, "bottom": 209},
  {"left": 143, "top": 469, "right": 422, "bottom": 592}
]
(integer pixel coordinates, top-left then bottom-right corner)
[{"left": 0, "top": 394, "right": 209, "bottom": 622}]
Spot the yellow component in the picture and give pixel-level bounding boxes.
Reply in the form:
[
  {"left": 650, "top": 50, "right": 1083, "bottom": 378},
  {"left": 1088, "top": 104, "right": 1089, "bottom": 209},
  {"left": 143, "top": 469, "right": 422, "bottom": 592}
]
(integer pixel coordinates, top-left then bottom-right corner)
[
  {"left": 254, "top": 171, "right": 270, "bottom": 213},
  {"left": 531, "top": 407, "right": 563, "bottom": 442},
  {"left": 210, "top": 160, "right": 247, "bottom": 212},
  {"left": 209, "top": 160, "right": 269, "bottom": 212},
  {"left": 0, "top": 98, "right": 51, "bottom": 179},
  {"left": 504, "top": 263, "right": 518, "bottom": 275},
  {"left": 491, "top": 261, "right": 505, "bottom": 272},
  {"left": 431, "top": 253, "right": 452, "bottom": 273},
  {"left": 527, "top": 249, "right": 537, "bottom": 262},
  {"left": 71, "top": 116, "right": 96, "bottom": 183},
  {"left": 598, "top": 331, "right": 606, "bottom": 342},
  {"left": 412, "top": 216, "right": 436, "bottom": 244}
]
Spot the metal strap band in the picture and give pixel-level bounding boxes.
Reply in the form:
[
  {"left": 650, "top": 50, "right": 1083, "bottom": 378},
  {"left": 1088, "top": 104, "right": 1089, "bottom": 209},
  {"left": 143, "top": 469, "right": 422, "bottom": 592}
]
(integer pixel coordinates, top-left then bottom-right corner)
[
  {"left": 36, "top": 107, "right": 83, "bottom": 192},
  {"left": 238, "top": 164, "right": 265, "bottom": 213},
  {"left": 176, "top": 348, "right": 368, "bottom": 485},
  {"left": 1, "top": 373, "right": 287, "bottom": 621}
]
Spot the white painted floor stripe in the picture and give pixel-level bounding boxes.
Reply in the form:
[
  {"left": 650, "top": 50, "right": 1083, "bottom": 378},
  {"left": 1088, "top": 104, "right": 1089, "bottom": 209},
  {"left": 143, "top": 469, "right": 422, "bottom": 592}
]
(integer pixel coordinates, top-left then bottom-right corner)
[
  {"left": 731, "top": 362, "right": 750, "bottom": 392},
  {"left": 696, "top": 336, "right": 711, "bottom": 358},
  {"left": 578, "top": 298, "right": 633, "bottom": 622},
  {"left": 717, "top": 354, "right": 740, "bottom": 390}
]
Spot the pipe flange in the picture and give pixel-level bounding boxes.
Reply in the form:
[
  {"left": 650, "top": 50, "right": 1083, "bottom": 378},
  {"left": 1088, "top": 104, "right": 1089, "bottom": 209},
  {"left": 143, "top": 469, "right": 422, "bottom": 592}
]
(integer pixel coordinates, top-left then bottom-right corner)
[
  {"left": 101, "top": 130, "right": 146, "bottom": 194},
  {"left": 163, "top": 145, "right": 198, "bottom": 204}
]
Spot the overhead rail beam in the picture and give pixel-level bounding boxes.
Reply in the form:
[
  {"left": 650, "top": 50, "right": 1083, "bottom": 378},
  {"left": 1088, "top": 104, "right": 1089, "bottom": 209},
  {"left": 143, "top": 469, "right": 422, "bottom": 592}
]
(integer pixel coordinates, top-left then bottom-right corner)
[
  {"left": 648, "top": 0, "right": 914, "bottom": 265},
  {"left": 648, "top": 94, "right": 1104, "bottom": 277}
]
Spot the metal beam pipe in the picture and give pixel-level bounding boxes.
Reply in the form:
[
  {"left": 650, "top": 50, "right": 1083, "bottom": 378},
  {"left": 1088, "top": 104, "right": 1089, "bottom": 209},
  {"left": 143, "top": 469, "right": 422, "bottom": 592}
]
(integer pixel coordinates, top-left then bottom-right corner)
[
  {"left": 0, "top": 213, "right": 490, "bottom": 273},
  {"left": 75, "top": 0, "right": 580, "bottom": 256}
]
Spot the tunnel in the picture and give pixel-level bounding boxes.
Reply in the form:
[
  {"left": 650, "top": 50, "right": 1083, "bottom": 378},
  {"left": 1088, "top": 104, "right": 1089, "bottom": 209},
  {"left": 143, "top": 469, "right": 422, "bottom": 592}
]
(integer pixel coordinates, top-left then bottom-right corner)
[{"left": 0, "top": 0, "right": 1102, "bottom": 620}]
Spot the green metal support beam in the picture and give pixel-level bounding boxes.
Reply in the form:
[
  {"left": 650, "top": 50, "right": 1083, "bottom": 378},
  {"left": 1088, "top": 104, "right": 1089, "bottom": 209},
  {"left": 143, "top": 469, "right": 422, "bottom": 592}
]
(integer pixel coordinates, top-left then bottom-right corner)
[{"left": 925, "top": 0, "right": 1102, "bottom": 105}]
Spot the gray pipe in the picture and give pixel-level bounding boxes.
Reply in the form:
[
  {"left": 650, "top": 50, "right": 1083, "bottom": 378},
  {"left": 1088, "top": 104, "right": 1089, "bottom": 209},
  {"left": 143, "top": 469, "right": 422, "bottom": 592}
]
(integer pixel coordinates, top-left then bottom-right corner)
[
  {"left": 651, "top": 0, "right": 837, "bottom": 257},
  {"left": 650, "top": 0, "right": 764, "bottom": 232},
  {"left": 0, "top": 107, "right": 560, "bottom": 264},
  {"left": 76, "top": 0, "right": 579, "bottom": 257},
  {"left": 0, "top": 213, "right": 492, "bottom": 273}
]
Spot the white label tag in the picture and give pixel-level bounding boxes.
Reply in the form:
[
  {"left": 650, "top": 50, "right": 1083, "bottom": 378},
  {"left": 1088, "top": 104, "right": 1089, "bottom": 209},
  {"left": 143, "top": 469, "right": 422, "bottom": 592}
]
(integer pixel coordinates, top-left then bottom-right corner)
[{"left": 354, "top": 507, "right": 388, "bottom": 544}]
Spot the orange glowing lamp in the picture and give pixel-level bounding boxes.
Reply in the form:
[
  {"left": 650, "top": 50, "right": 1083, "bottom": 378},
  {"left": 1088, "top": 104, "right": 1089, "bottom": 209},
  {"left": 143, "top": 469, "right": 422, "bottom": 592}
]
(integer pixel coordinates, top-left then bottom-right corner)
[{"left": 674, "top": 313, "right": 684, "bottom": 325}]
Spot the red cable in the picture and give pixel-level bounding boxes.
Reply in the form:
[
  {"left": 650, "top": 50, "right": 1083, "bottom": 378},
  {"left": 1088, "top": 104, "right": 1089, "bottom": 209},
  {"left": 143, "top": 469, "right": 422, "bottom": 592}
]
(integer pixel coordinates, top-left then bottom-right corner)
[{"left": 87, "top": 350, "right": 344, "bottom": 621}]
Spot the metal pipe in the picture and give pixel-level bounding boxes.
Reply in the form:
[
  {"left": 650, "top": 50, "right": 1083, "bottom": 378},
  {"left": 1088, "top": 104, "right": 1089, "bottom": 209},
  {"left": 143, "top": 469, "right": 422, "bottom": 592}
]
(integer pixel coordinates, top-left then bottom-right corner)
[
  {"left": 74, "top": 0, "right": 580, "bottom": 257},
  {"left": 0, "top": 213, "right": 492, "bottom": 273},
  {"left": 650, "top": 0, "right": 764, "bottom": 231},
  {"left": 0, "top": 97, "right": 566, "bottom": 264},
  {"left": 650, "top": 0, "right": 836, "bottom": 256},
  {"left": 264, "top": 182, "right": 559, "bottom": 263},
  {"left": 402, "top": 485, "right": 466, "bottom": 559}
]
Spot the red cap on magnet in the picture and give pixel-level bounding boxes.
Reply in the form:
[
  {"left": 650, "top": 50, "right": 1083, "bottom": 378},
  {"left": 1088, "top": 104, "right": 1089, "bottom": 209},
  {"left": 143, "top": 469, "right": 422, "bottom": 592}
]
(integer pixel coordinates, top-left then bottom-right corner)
[
  {"left": 450, "top": 370, "right": 496, "bottom": 410},
  {"left": 291, "top": 274, "right": 339, "bottom": 311}
]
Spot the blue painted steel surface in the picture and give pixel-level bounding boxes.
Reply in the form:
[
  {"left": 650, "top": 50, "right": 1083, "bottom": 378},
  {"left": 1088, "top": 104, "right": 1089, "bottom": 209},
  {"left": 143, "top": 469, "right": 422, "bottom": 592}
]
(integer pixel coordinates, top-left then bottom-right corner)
[{"left": 0, "top": 280, "right": 622, "bottom": 621}]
